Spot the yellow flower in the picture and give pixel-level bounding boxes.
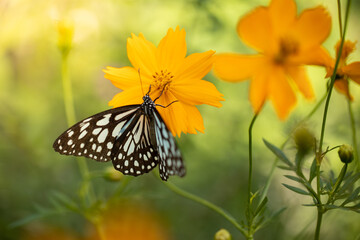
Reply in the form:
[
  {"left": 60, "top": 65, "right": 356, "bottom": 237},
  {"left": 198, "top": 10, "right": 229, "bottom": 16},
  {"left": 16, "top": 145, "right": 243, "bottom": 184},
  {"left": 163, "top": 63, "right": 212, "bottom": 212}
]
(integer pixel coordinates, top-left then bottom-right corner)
[
  {"left": 326, "top": 40, "right": 360, "bottom": 100},
  {"left": 104, "top": 27, "right": 224, "bottom": 136},
  {"left": 213, "top": 0, "right": 332, "bottom": 119}
]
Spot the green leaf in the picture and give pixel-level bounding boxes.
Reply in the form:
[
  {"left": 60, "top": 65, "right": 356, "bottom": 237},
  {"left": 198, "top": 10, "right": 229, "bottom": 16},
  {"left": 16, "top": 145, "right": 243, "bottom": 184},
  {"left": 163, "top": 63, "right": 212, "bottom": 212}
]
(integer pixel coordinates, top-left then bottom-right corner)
[
  {"left": 263, "top": 139, "right": 293, "bottom": 167},
  {"left": 338, "top": 172, "right": 360, "bottom": 195},
  {"left": 254, "top": 197, "right": 268, "bottom": 217},
  {"left": 284, "top": 175, "right": 303, "bottom": 184},
  {"left": 278, "top": 165, "right": 293, "bottom": 171},
  {"left": 342, "top": 186, "right": 360, "bottom": 206},
  {"left": 309, "top": 158, "right": 317, "bottom": 183},
  {"left": 282, "top": 183, "right": 309, "bottom": 195}
]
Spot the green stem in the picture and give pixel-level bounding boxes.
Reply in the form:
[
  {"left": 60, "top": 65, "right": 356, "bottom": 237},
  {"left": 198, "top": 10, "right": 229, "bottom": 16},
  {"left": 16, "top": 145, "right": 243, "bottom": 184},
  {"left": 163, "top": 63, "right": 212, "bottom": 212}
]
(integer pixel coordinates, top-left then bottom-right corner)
[
  {"left": 347, "top": 98, "right": 359, "bottom": 169},
  {"left": 163, "top": 181, "right": 247, "bottom": 236},
  {"left": 61, "top": 52, "right": 95, "bottom": 205},
  {"left": 246, "top": 113, "right": 258, "bottom": 238},
  {"left": 337, "top": 0, "right": 343, "bottom": 39},
  {"left": 247, "top": 114, "right": 258, "bottom": 206},
  {"left": 315, "top": 1, "right": 351, "bottom": 239},
  {"left": 327, "top": 163, "right": 348, "bottom": 205},
  {"left": 314, "top": 209, "right": 323, "bottom": 240}
]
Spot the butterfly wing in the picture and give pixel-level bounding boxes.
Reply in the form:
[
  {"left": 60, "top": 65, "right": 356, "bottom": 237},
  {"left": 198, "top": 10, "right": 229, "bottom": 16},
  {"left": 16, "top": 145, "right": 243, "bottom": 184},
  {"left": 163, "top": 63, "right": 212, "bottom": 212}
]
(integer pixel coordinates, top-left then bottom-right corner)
[
  {"left": 152, "top": 109, "right": 185, "bottom": 181},
  {"left": 111, "top": 113, "right": 159, "bottom": 176},
  {"left": 53, "top": 105, "right": 140, "bottom": 162}
]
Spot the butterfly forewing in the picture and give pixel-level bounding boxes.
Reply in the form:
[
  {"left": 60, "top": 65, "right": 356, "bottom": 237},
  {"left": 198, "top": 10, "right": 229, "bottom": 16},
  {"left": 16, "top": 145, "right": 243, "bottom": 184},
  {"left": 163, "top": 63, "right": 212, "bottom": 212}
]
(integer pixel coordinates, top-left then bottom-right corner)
[
  {"left": 153, "top": 110, "right": 185, "bottom": 181},
  {"left": 53, "top": 105, "right": 139, "bottom": 162},
  {"left": 111, "top": 114, "right": 159, "bottom": 176}
]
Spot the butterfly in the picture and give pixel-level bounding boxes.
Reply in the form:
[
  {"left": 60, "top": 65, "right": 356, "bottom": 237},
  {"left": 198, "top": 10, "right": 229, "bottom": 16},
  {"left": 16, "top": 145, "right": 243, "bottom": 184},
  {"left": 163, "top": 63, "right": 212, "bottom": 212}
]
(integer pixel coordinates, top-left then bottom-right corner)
[{"left": 53, "top": 85, "right": 185, "bottom": 181}]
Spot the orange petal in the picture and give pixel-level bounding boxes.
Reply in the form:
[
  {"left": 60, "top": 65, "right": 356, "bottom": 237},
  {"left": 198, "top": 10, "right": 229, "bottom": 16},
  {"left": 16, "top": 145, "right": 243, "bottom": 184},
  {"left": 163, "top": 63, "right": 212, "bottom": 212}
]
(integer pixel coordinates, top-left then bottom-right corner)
[
  {"left": 249, "top": 70, "right": 268, "bottom": 114},
  {"left": 176, "top": 50, "right": 215, "bottom": 80},
  {"left": 290, "top": 6, "right": 331, "bottom": 50},
  {"left": 268, "top": 67, "right": 297, "bottom": 119},
  {"left": 156, "top": 27, "right": 186, "bottom": 75},
  {"left": 334, "top": 79, "right": 353, "bottom": 100},
  {"left": 290, "top": 46, "right": 333, "bottom": 67},
  {"left": 104, "top": 66, "right": 151, "bottom": 90},
  {"left": 287, "top": 66, "right": 314, "bottom": 100},
  {"left": 213, "top": 54, "right": 265, "bottom": 82},
  {"left": 171, "top": 79, "right": 224, "bottom": 107},
  {"left": 183, "top": 104, "right": 204, "bottom": 134},
  {"left": 237, "top": 7, "right": 274, "bottom": 53},
  {"left": 269, "top": 0, "right": 296, "bottom": 36},
  {"left": 343, "top": 62, "right": 360, "bottom": 84},
  {"left": 127, "top": 33, "right": 158, "bottom": 78},
  {"left": 108, "top": 86, "right": 144, "bottom": 108}
]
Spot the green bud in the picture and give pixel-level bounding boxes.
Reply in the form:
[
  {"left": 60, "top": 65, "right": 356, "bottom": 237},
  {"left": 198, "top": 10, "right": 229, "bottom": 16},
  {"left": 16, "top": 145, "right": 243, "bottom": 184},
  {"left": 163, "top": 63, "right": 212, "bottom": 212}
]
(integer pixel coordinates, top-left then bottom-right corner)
[
  {"left": 57, "top": 18, "right": 74, "bottom": 56},
  {"left": 103, "top": 166, "right": 124, "bottom": 182},
  {"left": 338, "top": 144, "right": 354, "bottom": 164},
  {"left": 214, "top": 229, "right": 231, "bottom": 240},
  {"left": 293, "top": 126, "right": 314, "bottom": 154}
]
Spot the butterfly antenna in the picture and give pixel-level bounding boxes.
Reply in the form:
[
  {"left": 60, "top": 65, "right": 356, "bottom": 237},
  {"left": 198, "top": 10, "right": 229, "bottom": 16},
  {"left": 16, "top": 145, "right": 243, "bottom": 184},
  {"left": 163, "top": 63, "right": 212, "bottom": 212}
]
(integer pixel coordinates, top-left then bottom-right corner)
[{"left": 138, "top": 68, "right": 145, "bottom": 96}]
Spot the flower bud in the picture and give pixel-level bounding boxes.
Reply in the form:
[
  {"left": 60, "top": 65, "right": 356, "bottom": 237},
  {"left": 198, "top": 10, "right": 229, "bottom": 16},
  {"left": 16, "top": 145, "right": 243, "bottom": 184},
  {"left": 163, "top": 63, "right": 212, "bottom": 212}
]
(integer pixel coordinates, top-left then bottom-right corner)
[
  {"left": 293, "top": 126, "right": 314, "bottom": 154},
  {"left": 214, "top": 228, "right": 231, "bottom": 240},
  {"left": 103, "top": 166, "right": 124, "bottom": 182},
  {"left": 338, "top": 144, "right": 354, "bottom": 164},
  {"left": 57, "top": 18, "right": 74, "bottom": 55}
]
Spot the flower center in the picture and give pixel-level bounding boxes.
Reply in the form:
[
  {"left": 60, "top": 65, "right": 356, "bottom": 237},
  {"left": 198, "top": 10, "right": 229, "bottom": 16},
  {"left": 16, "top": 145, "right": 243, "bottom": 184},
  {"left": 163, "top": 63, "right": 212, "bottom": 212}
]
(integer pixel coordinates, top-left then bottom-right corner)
[
  {"left": 274, "top": 37, "right": 299, "bottom": 64},
  {"left": 152, "top": 69, "right": 174, "bottom": 91}
]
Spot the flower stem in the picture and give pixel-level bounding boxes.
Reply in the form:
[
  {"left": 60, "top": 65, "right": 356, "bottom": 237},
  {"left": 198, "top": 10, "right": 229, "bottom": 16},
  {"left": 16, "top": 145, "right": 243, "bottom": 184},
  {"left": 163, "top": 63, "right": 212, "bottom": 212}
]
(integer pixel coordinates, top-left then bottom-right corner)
[
  {"left": 347, "top": 98, "right": 359, "bottom": 169},
  {"left": 60, "top": 52, "right": 95, "bottom": 205},
  {"left": 315, "top": 1, "right": 351, "bottom": 239},
  {"left": 163, "top": 181, "right": 247, "bottom": 236},
  {"left": 245, "top": 113, "right": 258, "bottom": 238}
]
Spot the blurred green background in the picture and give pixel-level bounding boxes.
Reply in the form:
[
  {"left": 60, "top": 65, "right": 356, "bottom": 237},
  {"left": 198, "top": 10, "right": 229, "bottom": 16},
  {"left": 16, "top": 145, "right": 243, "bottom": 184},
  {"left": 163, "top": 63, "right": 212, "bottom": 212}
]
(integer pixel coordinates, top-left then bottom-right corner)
[{"left": 1, "top": 0, "right": 360, "bottom": 239}]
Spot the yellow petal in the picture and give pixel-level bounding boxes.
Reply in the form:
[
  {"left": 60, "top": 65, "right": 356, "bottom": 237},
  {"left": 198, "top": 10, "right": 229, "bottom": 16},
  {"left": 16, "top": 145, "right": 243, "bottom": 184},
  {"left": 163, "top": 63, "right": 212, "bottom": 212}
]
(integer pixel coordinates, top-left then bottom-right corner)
[
  {"left": 237, "top": 7, "right": 274, "bottom": 53},
  {"left": 176, "top": 50, "right": 215, "bottom": 80},
  {"left": 155, "top": 91, "right": 188, "bottom": 136},
  {"left": 127, "top": 33, "right": 158, "bottom": 78},
  {"left": 108, "top": 86, "right": 144, "bottom": 108},
  {"left": 213, "top": 54, "right": 265, "bottom": 82},
  {"left": 290, "top": 6, "right": 331, "bottom": 50},
  {"left": 334, "top": 79, "right": 353, "bottom": 100},
  {"left": 104, "top": 66, "right": 151, "bottom": 90},
  {"left": 287, "top": 66, "right": 314, "bottom": 100},
  {"left": 290, "top": 46, "right": 333, "bottom": 67},
  {"left": 269, "top": 0, "right": 296, "bottom": 36},
  {"left": 268, "top": 67, "right": 297, "bottom": 119},
  {"left": 171, "top": 79, "right": 224, "bottom": 107},
  {"left": 183, "top": 104, "right": 204, "bottom": 134},
  {"left": 249, "top": 70, "right": 268, "bottom": 114},
  {"left": 157, "top": 26, "right": 186, "bottom": 75},
  {"left": 343, "top": 62, "right": 360, "bottom": 84}
]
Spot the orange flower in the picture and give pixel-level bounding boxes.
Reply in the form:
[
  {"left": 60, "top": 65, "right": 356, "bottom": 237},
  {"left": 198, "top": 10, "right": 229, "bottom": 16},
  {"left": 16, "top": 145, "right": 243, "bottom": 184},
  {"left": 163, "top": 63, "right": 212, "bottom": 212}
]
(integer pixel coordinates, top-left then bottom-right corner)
[
  {"left": 213, "top": 0, "right": 332, "bottom": 119},
  {"left": 104, "top": 27, "right": 224, "bottom": 136},
  {"left": 326, "top": 40, "right": 360, "bottom": 100}
]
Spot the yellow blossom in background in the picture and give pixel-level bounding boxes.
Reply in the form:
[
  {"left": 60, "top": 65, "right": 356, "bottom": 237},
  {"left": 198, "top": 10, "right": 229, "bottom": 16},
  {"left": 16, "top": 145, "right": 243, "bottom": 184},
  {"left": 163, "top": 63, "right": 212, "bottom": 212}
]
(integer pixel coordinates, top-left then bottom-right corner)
[
  {"left": 326, "top": 40, "right": 360, "bottom": 100},
  {"left": 104, "top": 27, "right": 224, "bottom": 136},
  {"left": 213, "top": 0, "right": 332, "bottom": 119},
  {"left": 56, "top": 18, "right": 74, "bottom": 55}
]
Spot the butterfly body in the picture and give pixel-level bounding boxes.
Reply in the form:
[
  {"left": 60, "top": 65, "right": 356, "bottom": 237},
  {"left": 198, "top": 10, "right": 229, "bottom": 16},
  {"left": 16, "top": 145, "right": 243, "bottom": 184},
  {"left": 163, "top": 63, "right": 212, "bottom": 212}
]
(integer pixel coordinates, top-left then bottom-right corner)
[{"left": 53, "top": 93, "right": 185, "bottom": 181}]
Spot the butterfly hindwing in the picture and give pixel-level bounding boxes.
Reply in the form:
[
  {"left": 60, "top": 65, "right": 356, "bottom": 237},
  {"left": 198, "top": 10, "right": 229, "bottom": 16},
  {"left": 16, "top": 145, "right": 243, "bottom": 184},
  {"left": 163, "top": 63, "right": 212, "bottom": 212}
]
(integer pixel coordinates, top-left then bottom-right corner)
[
  {"left": 111, "top": 114, "right": 159, "bottom": 176},
  {"left": 53, "top": 105, "right": 140, "bottom": 162},
  {"left": 153, "top": 109, "right": 185, "bottom": 181}
]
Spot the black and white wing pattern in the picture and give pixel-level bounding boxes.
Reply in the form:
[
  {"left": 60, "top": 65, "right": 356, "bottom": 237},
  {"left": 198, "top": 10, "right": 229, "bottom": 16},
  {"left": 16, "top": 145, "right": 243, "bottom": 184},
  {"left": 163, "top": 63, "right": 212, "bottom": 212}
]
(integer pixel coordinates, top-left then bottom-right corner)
[
  {"left": 53, "top": 94, "right": 185, "bottom": 181},
  {"left": 153, "top": 110, "right": 185, "bottom": 180}
]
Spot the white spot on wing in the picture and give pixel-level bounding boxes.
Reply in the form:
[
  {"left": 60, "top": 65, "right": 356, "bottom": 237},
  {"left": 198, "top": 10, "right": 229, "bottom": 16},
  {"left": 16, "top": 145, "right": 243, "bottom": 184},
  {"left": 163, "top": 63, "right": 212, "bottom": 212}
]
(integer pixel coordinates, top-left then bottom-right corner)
[
  {"left": 96, "top": 114, "right": 111, "bottom": 126},
  {"left": 97, "top": 129, "right": 109, "bottom": 143},
  {"left": 79, "top": 130, "right": 87, "bottom": 139}
]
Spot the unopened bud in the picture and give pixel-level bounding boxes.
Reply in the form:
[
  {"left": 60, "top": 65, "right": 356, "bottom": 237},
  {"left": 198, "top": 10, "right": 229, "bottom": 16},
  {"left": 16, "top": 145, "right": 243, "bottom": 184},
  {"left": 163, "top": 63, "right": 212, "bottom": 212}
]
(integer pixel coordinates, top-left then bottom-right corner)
[
  {"left": 104, "top": 166, "right": 123, "bottom": 182},
  {"left": 338, "top": 144, "right": 354, "bottom": 164},
  {"left": 293, "top": 126, "right": 314, "bottom": 154},
  {"left": 57, "top": 18, "right": 74, "bottom": 55},
  {"left": 214, "top": 229, "right": 231, "bottom": 240}
]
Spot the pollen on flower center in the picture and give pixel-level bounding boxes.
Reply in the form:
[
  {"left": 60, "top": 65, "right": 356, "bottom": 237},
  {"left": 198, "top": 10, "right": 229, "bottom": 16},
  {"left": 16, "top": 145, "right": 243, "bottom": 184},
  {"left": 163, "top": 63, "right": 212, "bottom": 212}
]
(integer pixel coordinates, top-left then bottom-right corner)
[
  {"left": 274, "top": 37, "right": 300, "bottom": 64},
  {"left": 152, "top": 69, "right": 174, "bottom": 91}
]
